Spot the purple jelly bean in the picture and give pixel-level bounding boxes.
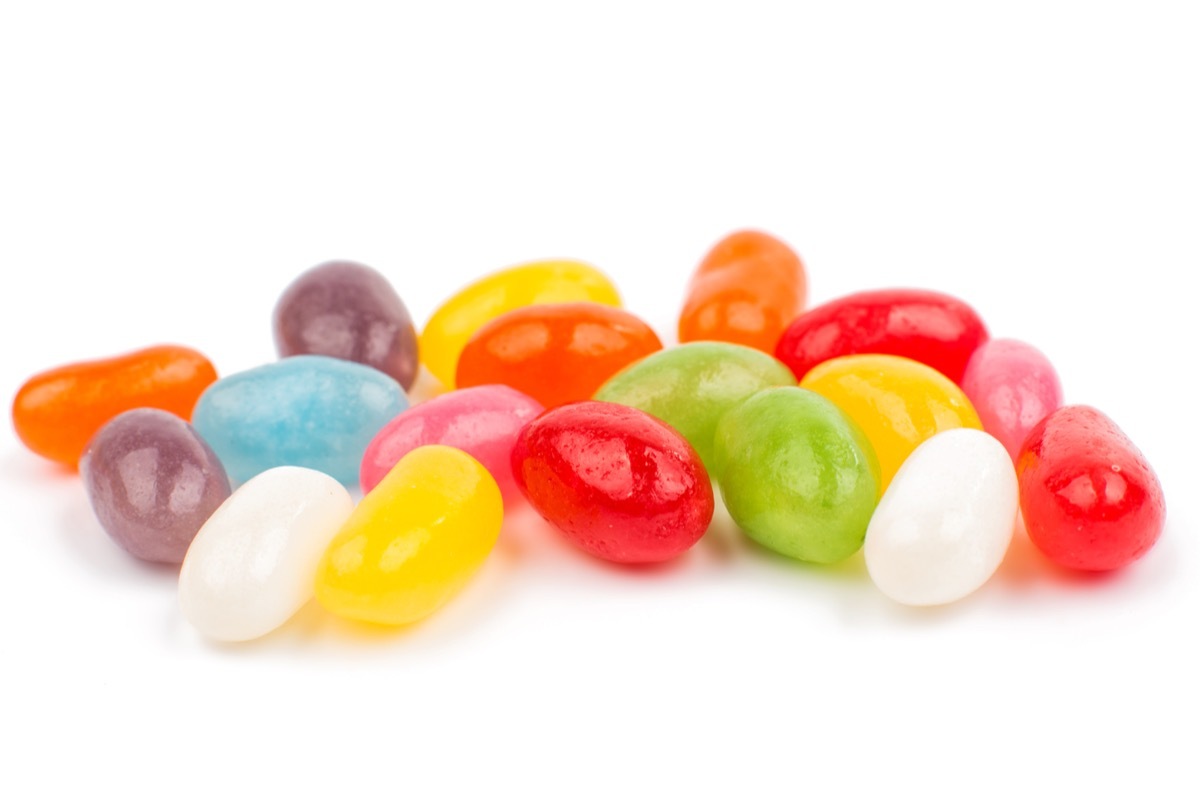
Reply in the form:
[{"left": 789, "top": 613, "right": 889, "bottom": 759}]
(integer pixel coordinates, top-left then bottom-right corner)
[
  {"left": 273, "top": 260, "right": 419, "bottom": 390},
  {"left": 80, "top": 408, "right": 232, "bottom": 563}
]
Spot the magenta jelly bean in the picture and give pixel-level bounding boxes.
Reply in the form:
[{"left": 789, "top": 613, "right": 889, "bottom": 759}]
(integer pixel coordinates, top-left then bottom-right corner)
[
  {"left": 962, "top": 338, "right": 1063, "bottom": 461},
  {"left": 360, "top": 384, "right": 544, "bottom": 503}
]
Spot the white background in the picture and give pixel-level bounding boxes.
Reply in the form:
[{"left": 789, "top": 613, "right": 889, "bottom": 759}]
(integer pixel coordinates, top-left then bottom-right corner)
[{"left": 2, "top": 2, "right": 1197, "bottom": 789}]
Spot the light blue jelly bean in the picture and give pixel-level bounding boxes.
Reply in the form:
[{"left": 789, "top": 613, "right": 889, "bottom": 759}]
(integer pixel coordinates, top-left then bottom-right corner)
[{"left": 192, "top": 355, "right": 407, "bottom": 484}]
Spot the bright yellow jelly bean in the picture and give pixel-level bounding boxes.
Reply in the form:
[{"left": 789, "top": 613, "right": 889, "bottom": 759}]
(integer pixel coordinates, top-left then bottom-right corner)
[
  {"left": 799, "top": 354, "right": 981, "bottom": 492},
  {"left": 420, "top": 259, "right": 622, "bottom": 388},
  {"left": 314, "top": 445, "right": 503, "bottom": 626}
]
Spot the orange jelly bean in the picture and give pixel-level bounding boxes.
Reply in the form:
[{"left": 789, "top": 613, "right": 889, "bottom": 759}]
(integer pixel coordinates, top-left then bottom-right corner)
[
  {"left": 456, "top": 303, "right": 663, "bottom": 408},
  {"left": 12, "top": 345, "right": 218, "bottom": 468},
  {"left": 678, "top": 229, "right": 808, "bottom": 354}
]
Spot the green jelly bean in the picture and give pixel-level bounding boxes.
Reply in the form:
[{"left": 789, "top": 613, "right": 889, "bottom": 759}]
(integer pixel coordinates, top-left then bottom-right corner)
[
  {"left": 714, "top": 387, "right": 880, "bottom": 564},
  {"left": 593, "top": 341, "right": 796, "bottom": 472}
]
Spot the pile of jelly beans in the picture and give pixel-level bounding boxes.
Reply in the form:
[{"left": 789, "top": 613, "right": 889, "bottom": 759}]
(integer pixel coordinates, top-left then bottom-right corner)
[{"left": 11, "top": 231, "right": 1166, "bottom": 640}]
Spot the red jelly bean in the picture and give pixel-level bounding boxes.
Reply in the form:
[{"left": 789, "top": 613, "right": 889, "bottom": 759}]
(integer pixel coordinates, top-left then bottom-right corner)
[
  {"left": 456, "top": 303, "right": 662, "bottom": 408},
  {"left": 774, "top": 289, "right": 988, "bottom": 384},
  {"left": 512, "top": 401, "right": 714, "bottom": 564},
  {"left": 678, "top": 230, "right": 807, "bottom": 355},
  {"left": 1017, "top": 405, "right": 1165, "bottom": 572}
]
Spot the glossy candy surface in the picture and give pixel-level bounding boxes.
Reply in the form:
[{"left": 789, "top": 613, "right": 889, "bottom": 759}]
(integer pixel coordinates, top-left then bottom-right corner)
[
  {"left": 179, "top": 466, "right": 354, "bottom": 642},
  {"left": 865, "top": 429, "right": 1017, "bottom": 606},
  {"left": 80, "top": 408, "right": 231, "bottom": 564},
  {"left": 1017, "top": 406, "right": 1165, "bottom": 571},
  {"left": 678, "top": 229, "right": 807, "bottom": 354},
  {"left": 12, "top": 345, "right": 218, "bottom": 467},
  {"left": 421, "top": 260, "right": 622, "bottom": 388},
  {"left": 775, "top": 288, "right": 988, "bottom": 383},
  {"left": 456, "top": 303, "right": 661, "bottom": 408},
  {"left": 273, "top": 260, "right": 419, "bottom": 389},
  {"left": 192, "top": 356, "right": 406, "bottom": 484},
  {"left": 360, "top": 384, "right": 543, "bottom": 502},
  {"left": 714, "top": 387, "right": 879, "bottom": 563},
  {"left": 512, "top": 401, "right": 714, "bottom": 564},
  {"left": 316, "top": 445, "right": 503, "bottom": 626},
  {"left": 593, "top": 341, "right": 796, "bottom": 473},
  {"left": 800, "top": 354, "right": 981, "bottom": 491},
  {"left": 961, "top": 338, "right": 1062, "bottom": 461}
]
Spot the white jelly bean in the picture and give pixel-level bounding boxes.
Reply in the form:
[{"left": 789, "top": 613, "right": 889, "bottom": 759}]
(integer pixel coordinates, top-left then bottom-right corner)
[
  {"left": 179, "top": 466, "right": 353, "bottom": 641},
  {"left": 864, "top": 428, "right": 1017, "bottom": 606}
]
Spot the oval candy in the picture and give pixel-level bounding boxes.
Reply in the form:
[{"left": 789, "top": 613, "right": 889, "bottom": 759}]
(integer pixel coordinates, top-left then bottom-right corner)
[
  {"left": 512, "top": 401, "right": 714, "bottom": 564},
  {"left": 864, "top": 428, "right": 1017, "bottom": 606},
  {"left": 713, "top": 387, "right": 880, "bottom": 564},
  {"left": 456, "top": 302, "right": 662, "bottom": 408},
  {"left": 593, "top": 341, "right": 797, "bottom": 474},
  {"left": 800, "top": 354, "right": 982, "bottom": 491},
  {"left": 961, "top": 338, "right": 1063, "bottom": 461},
  {"left": 316, "top": 445, "right": 503, "bottom": 626},
  {"left": 1017, "top": 405, "right": 1165, "bottom": 572},
  {"left": 775, "top": 288, "right": 988, "bottom": 384},
  {"left": 80, "top": 408, "right": 231, "bottom": 564},
  {"left": 273, "top": 260, "right": 420, "bottom": 390},
  {"left": 678, "top": 229, "right": 807, "bottom": 354},
  {"left": 192, "top": 355, "right": 407, "bottom": 484},
  {"left": 360, "top": 384, "right": 544, "bottom": 502},
  {"left": 421, "top": 259, "right": 622, "bottom": 388},
  {"left": 179, "top": 466, "right": 354, "bottom": 642},
  {"left": 12, "top": 344, "right": 218, "bottom": 467}
]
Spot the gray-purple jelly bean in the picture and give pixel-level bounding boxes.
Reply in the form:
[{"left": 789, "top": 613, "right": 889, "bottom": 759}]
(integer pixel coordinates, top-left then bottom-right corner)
[
  {"left": 80, "top": 408, "right": 232, "bottom": 564},
  {"left": 273, "top": 260, "right": 419, "bottom": 389}
]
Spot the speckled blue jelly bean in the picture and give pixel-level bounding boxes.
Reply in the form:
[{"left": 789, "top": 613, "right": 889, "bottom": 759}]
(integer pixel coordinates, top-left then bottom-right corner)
[{"left": 192, "top": 356, "right": 406, "bottom": 484}]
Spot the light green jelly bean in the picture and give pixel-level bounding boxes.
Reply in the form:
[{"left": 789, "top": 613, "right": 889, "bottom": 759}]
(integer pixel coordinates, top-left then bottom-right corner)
[
  {"left": 714, "top": 386, "right": 881, "bottom": 564},
  {"left": 593, "top": 341, "right": 796, "bottom": 472}
]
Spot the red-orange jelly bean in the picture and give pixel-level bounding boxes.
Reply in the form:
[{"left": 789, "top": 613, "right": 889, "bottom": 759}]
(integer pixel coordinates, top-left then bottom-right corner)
[
  {"left": 12, "top": 345, "right": 218, "bottom": 468},
  {"left": 455, "top": 303, "right": 662, "bottom": 408},
  {"left": 678, "top": 229, "right": 807, "bottom": 354}
]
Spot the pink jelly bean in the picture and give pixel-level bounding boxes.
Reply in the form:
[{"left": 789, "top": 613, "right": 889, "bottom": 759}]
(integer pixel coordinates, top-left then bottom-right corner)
[
  {"left": 359, "top": 384, "right": 544, "bottom": 502},
  {"left": 961, "top": 339, "right": 1063, "bottom": 461}
]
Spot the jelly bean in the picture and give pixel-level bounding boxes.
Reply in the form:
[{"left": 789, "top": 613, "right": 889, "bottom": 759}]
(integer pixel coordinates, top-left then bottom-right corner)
[
  {"left": 80, "top": 409, "right": 231, "bottom": 564},
  {"left": 316, "top": 445, "right": 502, "bottom": 626},
  {"left": 713, "top": 387, "right": 879, "bottom": 563},
  {"left": 1017, "top": 406, "right": 1165, "bottom": 571},
  {"left": 513, "top": 401, "right": 713, "bottom": 564},
  {"left": 593, "top": 341, "right": 796, "bottom": 473},
  {"left": 800, "top": 354, "right": 981, "bottom": 491},
  {"left": 864, "top": 429, "right": 1017, "bottom": 605},
  {"left": 961, "top": 338, "right": 1063, "bottom": 462},
  {"left": 420, "top": 259, "right": 622, "bottom": 388},
  {"left": 678, "top": 229, "right": 807, "bottom": 354},
  {"left": 775, "top": 288, "right": 988, "bottom": 384},
  {"left": 456, "top": 303, "right": 662, "bottom": 408},
  {"left": 192, "top": 356, "right": 406, "bottom": 485},
  {"left": 273, "top": 260, "right": 420, "bottom": 389},
  {"left": 360, "top": 384, "right": 543, "bottom": 502},
  {"left": 179, "top": 466, "right": 354, "bottom": 642},
  {"left": 12, "top": 345, "right": 218, "bottom": 468}
]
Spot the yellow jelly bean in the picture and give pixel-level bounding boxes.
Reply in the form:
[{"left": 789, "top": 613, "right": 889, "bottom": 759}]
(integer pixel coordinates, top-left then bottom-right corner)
[
  {"left": 420, "top": 259, "right": 622, "bottom": 388},
  {"left": 314, "top": 445, "right": 503, "bottom": 626},
  {"left": 799, "top": 354, "right": 981, "bottom": 491}
]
